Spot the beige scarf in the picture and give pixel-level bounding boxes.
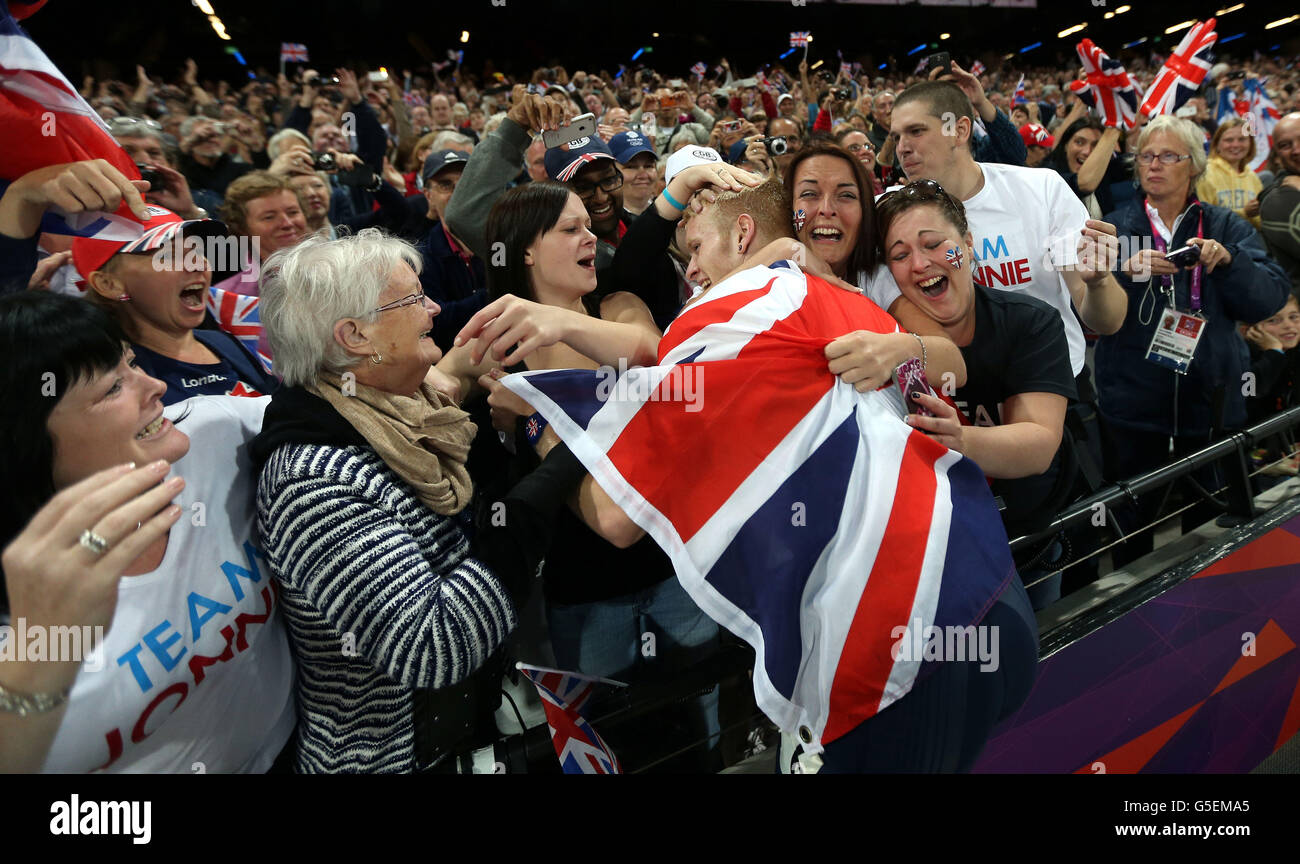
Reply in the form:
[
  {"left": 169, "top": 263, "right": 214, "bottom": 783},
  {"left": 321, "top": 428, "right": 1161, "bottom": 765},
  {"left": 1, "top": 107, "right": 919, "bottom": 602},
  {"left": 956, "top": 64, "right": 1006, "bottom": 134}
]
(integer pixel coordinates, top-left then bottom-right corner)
[{"left": 308, "top": 370, "right": 476, "bottom": 516}]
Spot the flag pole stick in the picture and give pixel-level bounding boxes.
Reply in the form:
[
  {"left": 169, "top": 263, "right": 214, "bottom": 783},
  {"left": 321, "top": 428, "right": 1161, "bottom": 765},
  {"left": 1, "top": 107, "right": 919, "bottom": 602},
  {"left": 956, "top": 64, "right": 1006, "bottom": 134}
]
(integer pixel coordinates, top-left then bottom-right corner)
[{"left": 279, "top": 55, "right": 285, "bottom": 80}]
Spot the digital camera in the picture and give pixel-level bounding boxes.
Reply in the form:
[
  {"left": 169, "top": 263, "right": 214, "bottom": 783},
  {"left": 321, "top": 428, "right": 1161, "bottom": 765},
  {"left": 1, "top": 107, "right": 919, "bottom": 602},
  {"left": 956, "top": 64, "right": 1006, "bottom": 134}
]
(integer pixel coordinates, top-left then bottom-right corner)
[{"left": 762, "top": 136, "right": 788, "bottom": 156}]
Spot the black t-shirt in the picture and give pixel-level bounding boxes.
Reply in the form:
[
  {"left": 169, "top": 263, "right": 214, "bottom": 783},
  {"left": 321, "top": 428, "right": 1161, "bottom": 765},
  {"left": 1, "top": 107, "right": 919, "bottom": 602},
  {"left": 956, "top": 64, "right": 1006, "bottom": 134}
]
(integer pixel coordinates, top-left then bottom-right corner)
[{"left": 956, "top": 284, "right": 1078, "bottom": 538}]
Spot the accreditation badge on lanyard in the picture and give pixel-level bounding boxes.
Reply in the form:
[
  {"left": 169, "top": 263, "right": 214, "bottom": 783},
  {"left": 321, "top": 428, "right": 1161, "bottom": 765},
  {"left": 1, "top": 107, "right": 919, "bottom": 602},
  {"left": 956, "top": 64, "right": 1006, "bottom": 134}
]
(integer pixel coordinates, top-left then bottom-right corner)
[{"left": 1143, "top": 207, "right": 1206, "bottom": 375}]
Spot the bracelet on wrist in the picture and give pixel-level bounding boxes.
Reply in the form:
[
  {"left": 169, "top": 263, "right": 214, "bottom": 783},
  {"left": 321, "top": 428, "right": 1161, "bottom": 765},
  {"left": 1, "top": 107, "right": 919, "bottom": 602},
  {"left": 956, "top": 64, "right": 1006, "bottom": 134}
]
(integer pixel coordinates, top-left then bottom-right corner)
[
  {"left": 909, "top": 332, "right": 927, "bottom": 369},
  {"left": 660, "top": 186, "right": 686, "bottom": 212},
  {"left": 524, "top": 412, "right": 549, "bottom": 446}
]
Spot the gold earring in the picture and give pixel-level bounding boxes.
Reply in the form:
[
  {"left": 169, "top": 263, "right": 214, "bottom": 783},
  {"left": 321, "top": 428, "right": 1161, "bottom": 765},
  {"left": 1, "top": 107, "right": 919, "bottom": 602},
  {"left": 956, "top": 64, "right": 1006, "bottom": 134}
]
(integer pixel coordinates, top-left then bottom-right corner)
[{"left": 369, "top": 352, "right": 383, "bottom": 365}]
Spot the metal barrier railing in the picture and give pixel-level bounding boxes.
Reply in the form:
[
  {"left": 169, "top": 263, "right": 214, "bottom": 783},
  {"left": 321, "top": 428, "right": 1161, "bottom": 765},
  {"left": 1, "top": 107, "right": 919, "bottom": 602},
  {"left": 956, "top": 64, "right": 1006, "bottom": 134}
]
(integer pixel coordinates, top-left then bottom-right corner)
[
  {"left": 1008, "top": 405, "right": 1300, "bottom": 554},
  {"left": 490, "top": 405, "right": 1300, "bottom": 772}
]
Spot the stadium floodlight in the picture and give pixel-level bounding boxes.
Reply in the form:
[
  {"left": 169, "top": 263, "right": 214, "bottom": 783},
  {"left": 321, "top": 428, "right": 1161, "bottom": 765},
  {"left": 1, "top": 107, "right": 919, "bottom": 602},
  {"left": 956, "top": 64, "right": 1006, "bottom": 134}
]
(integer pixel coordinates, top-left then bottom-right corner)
[
  {"left": 1264, "top": 15, "right": 1297, "bottom": 29},
  {"left": 1165, "top": 20, "right": 1196, "bottom": 35},
  {"left": 1115, "top": 4, "right": 1131, "bottom": 12},
  {"left": 1216, "top": 4, "right": 1244, "bottom": 15},
  {"left": 1105, "top": 12, "right": 1114, "bottom": 19},
  {"left": 193, "top": 0, "right": 215, "bottom": 14},
  {"left": 940, "top": 33, "right": 950, "bottom": 40},
  {"left": 1058, "top": 24, "right": 1086, "bottom": 39}
]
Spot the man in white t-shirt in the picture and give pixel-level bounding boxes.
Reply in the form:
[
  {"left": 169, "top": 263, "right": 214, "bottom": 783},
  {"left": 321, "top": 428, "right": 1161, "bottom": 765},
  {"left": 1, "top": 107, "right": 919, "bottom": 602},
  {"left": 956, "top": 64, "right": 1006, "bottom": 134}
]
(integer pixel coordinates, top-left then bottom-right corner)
[{"left": 865, "top": 80, "right": 1128, "bottom": 396}]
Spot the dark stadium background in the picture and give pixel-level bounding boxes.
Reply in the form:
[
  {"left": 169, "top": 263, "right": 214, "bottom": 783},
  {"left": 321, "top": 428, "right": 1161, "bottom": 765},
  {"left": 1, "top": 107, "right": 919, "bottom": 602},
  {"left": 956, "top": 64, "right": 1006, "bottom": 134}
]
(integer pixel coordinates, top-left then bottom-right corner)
[{"left": 23, "top": 0, "right": 1300, "bottom": 86}]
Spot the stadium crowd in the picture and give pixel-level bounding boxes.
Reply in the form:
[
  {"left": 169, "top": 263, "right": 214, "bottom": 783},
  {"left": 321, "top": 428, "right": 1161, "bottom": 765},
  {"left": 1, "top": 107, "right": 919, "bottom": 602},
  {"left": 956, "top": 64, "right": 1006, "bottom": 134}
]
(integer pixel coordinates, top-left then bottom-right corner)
[{"left": 3, "top": 13, "right": 1300, "bottom": 775}]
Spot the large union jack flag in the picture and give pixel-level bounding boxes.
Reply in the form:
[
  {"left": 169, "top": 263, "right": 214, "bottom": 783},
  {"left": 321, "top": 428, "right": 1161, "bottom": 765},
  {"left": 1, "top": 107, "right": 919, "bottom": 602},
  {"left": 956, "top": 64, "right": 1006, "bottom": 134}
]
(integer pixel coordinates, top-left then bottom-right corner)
[
  {"left": 1139, "top": 17, "right": 1218, "bottom": 118},
  {"left": 502, "top": 263, "right": 1017, "bottom": 753},
  {"left": 208, "top": 282, "right": 273, "bottom": 372},
  {"left": 1069, "top": 39, "right": 1139, "bottom": 130},
  {"left": 0, "top": 0, "right": 142, "bottom": 241},
  {"left": 518, "top": 664, "right": 622, "bottom": 774}
]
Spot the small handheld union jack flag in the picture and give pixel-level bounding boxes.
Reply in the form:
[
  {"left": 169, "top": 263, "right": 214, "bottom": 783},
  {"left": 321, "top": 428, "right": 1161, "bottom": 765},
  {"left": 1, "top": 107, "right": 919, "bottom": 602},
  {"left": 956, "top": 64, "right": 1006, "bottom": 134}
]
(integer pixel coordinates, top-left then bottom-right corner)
[
  {"left": 280, "top": 43, "right": 309, "bottom": 64},
  {"left": 790, "top": 31, "right": 811, "bottom": 48},
  {"left": 970, "top": 60, "right": 986, "bottom": 77},
  {"left": 691, "top": 61, "right": 708, "bottom": 79},
  {"left": 1139, "top": 17, "right": 1218, "bottom": 118},
  {"left": 1012, "top": 74, "right": 1027, "bottom": 105},
  {"left": 1068, "top": 39, "right": 1139, "bottom": 130},
  {"left": 518, "top": 663, "right": 624, "bottom": 774}
]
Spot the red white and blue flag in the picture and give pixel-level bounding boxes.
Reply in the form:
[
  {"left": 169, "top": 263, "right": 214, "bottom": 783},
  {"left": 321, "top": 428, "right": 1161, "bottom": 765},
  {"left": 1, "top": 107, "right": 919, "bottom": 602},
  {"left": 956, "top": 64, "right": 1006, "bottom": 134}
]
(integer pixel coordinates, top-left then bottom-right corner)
[
  {"left": 970, "top": 60, "right": 986, "bottom": 77},
  {"left": 518, "top": 663, "right": 623, "bottom": 774},
  {"left": 279, "top": 42, "right": 309, "bottom": 63},
  {"left": 1012, "top": 74, "right": 1027, "bottom": 105},
  {"left": 0, "top": 0, "right": 142, "bottom": 241},
  {"left": 790, "top": 31, "right": 811, "bottom": 48},
  {"left": 503, "top": 263, "right": 1017, "bottom": 753},
  {"left": 1139, "top": 17, "right": 1217, "bottom": 118},
  {"left": 1244, "top": 77, "right": 1280, "bottom": 174},
  {"left": 691, "top": 62, "right": 708, "bottom": 79},
  {"left": 207, "top": 282, "right": 273, "bottom": 372},
  {"left": 914, "top": 56, "right": 929, "bottom": 76},
  {"left": 1069, "top": 39, "right": 1140, "bottom": 130}
]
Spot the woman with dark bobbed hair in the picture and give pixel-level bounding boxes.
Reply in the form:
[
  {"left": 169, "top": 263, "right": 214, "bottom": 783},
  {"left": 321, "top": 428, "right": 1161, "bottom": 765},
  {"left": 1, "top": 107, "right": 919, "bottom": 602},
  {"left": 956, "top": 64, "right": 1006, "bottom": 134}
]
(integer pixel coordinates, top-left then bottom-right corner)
[
  {"left": 0, "top": 291, "right": 295, "bottom": 773},
  {"left": 456, "top": 180, "right": 726, "bottom": 770}
]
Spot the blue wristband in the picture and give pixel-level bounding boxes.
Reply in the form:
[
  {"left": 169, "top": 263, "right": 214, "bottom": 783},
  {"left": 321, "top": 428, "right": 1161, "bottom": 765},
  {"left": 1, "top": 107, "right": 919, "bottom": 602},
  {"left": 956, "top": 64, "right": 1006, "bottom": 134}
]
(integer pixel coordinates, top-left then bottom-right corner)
[
  {"left": 660, "top": 186, "right": 686, "bottom": 212},
  {"left": 524, "top": 413, "right": 549, "bottom": 445}
]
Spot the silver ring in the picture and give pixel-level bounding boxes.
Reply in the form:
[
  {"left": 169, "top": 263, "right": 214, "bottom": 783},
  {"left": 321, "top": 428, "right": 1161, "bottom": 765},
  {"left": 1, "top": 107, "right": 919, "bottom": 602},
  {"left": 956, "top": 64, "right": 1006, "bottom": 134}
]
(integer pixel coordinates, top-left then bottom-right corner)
[{"left": 78, "top": 529, "right": 110, "bottom": 555}]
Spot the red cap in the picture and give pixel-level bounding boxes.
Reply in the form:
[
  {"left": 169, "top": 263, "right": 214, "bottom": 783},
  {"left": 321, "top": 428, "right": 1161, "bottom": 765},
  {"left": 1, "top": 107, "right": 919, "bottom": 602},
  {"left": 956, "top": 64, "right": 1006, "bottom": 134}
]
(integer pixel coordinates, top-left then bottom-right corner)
[
  {"left": 1018, "top": 123, "right": 1055, "bottom": 150},
  {"left": 71, "top": 205, "right": 230, "bottom": 288}
]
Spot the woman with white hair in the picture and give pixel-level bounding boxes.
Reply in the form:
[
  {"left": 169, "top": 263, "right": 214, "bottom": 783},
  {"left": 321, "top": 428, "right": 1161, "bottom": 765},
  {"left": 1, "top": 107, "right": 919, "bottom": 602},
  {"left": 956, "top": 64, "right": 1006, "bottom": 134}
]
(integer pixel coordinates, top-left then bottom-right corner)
[
  {"left": 1097, "top": 115, "right": 1290, "bottom": 565},
  {"left": 247, "top": 229, "right": 588, "bottom": 772}
]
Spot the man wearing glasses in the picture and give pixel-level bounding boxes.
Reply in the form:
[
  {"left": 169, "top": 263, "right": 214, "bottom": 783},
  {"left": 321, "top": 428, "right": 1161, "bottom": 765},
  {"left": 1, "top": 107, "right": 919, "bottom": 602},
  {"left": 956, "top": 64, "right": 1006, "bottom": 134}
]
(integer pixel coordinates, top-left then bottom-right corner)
[{"left": 445, "top": 88, "right": 637, "bottom": 297}]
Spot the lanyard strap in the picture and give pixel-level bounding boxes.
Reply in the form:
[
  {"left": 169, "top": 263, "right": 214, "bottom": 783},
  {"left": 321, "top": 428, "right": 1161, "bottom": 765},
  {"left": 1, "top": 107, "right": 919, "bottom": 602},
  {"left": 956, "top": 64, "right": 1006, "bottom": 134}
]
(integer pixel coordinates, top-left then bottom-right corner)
[{"left": 1145, "top": 204, "right": 1205, "bottom": 313}]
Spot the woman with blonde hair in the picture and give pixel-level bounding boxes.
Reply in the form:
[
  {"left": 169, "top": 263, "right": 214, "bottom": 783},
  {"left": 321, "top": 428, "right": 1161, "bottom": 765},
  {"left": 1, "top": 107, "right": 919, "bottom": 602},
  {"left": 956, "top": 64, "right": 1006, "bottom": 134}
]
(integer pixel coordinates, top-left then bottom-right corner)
[{"left": 1196, "top": 117, "right": 1263, "bottom": 228}]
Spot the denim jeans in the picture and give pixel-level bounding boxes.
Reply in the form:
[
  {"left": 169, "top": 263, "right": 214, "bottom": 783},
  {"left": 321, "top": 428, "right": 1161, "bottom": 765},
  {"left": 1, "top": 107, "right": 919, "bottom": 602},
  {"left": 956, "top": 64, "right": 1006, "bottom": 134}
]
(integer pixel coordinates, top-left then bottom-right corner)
[{"left": 547, "top": 576, "right": 722, "bottom": 771}]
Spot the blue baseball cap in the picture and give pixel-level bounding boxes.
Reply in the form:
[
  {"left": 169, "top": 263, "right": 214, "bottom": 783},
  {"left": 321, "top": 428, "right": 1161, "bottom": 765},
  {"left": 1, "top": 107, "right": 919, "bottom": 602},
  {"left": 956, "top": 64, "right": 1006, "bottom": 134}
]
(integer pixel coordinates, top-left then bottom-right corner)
[
  {"left": 422, "top": 148, "right": 470, "bottom": 182},
  {"left": 544, "top": 135, "right": 616, "bottom": 183},
  {"left": 609, "top": 129, "right": 656, "bottom": 164},
  {"left": 727, "top": 139, "right": 750, "bottom": 165}
]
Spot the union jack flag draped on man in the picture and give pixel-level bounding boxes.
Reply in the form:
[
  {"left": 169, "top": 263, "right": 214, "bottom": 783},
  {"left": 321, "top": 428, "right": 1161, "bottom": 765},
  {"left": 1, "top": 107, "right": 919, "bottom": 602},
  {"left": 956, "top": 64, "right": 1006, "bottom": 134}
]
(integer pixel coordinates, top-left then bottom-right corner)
[
  {"left": 502, "top": 263, "right": 1017, "bottom": 753},
  {"left": 1069, "top": 39, "right": 1140, "bottom": 130},
  {"left": 1139, "top": 17, "right": 1218, "bottom": 118},
  {"left": 0, "top": 0, "right": 142, "bottom": 241}
]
